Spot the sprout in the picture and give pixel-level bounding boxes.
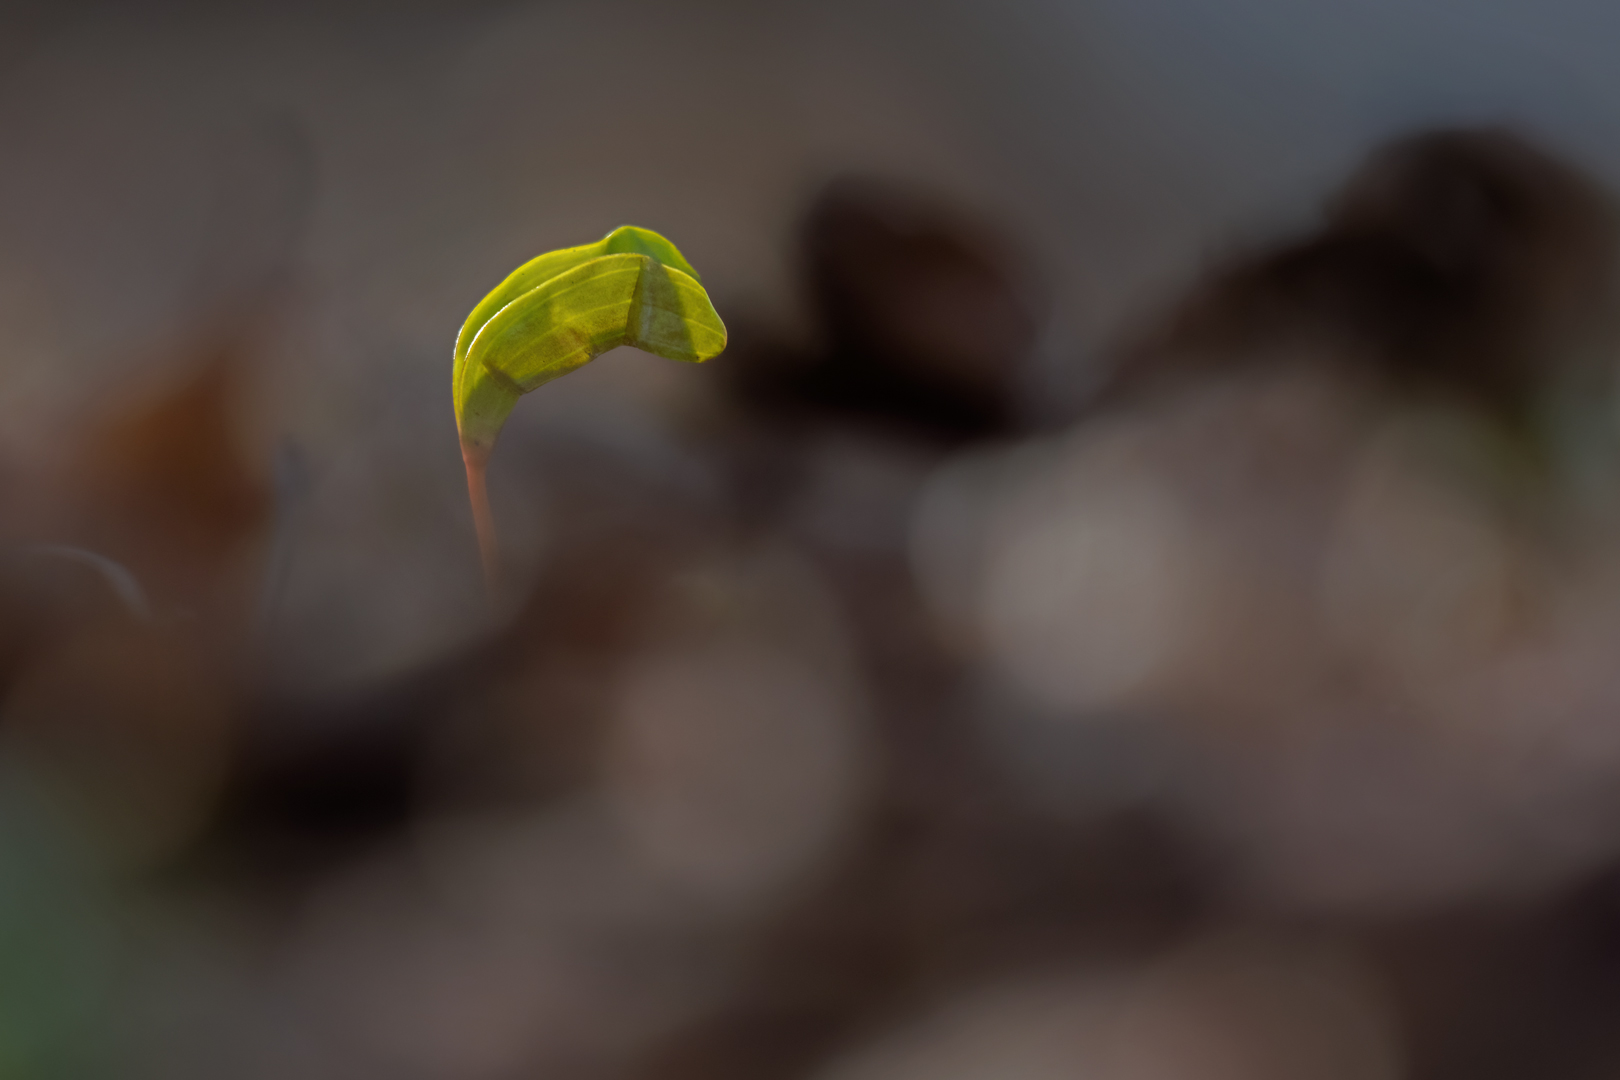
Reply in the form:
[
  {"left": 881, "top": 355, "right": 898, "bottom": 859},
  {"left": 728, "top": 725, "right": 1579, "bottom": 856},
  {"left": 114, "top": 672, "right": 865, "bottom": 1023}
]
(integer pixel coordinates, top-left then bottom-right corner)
[{"left": 452, "top": 226, "right": 726, "bottom": 587}]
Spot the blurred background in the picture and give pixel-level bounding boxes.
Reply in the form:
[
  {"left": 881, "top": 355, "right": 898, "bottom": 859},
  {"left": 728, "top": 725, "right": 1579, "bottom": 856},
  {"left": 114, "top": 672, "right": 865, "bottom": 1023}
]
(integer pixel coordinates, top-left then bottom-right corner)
[{"left": 8, "top": 0, "right": 1620, "bottom": 1076}]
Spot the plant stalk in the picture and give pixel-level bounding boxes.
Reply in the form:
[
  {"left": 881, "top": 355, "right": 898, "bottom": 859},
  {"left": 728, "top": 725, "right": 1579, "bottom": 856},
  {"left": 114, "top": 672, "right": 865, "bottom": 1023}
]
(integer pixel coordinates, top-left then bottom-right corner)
[{"left": 462, "top": 442, "right": 499, "bottom": 593}]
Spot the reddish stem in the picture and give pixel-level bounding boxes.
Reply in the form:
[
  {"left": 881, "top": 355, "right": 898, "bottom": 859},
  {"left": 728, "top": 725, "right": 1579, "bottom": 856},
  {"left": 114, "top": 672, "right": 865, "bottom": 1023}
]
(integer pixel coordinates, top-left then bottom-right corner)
[{"left": 462, "top": 443, "right": 499, "bottom": 593}]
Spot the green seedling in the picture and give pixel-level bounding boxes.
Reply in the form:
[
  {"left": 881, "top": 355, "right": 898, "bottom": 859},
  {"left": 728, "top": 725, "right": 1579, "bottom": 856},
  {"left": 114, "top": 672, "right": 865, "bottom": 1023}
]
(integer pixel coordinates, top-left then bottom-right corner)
[{"left": 453, "top": 226, "right": 727, "bottom": 588}]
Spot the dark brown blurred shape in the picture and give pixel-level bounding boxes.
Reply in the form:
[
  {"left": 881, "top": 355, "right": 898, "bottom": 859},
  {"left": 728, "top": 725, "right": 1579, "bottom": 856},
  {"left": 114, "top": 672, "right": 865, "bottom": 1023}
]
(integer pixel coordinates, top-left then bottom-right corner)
[
  {"left": 727, "top": 178, "right": 1043, "bottom": 441},
  {"left": 217, "top": 440, "right": 731, "bottom": 863},
  {"left": 62, "top": 337, "right": 272, "bottom": 636},
  {"left": 1116, "top": 128, "right": 1618, "bottom": 417},
  {"left": 1, "top": 614, "right": 233, "bottom": 867},
  {"left": 0, "top": 331, "right": 273, "bottom": 868}
]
